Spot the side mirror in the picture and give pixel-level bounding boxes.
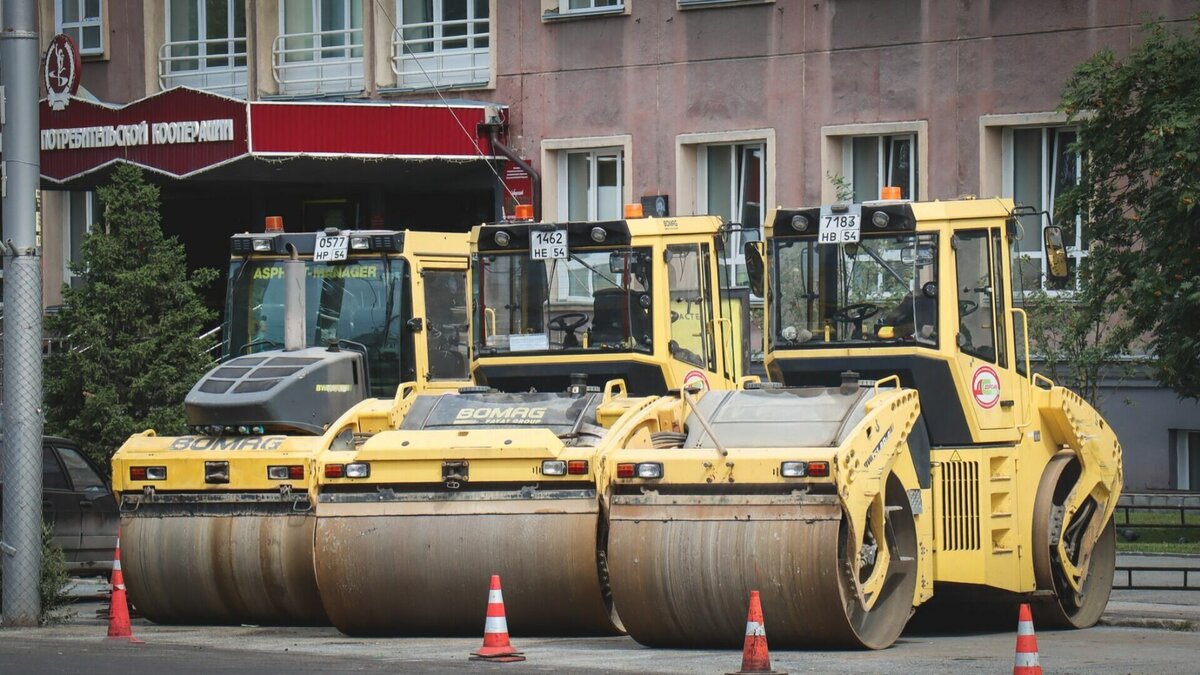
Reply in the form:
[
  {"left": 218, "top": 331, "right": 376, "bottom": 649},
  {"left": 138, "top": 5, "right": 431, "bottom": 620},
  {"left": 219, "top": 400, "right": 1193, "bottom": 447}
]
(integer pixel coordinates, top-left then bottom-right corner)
[
  {"left": 744, "top": 241, "right": 766, "bottom": 297},
  {"left": 1044, "top": 225, "right": 1069, "bottom": 282}
]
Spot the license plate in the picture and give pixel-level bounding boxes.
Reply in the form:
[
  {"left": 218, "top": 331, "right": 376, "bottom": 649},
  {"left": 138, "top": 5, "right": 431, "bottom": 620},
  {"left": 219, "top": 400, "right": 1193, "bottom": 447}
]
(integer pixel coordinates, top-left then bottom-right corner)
[
  {"left": 314, "top": 232, "right": 349, "bottom": 262},
  {"left": 818, "top": 206, "right": 861, "bottom": 244},
  {"left": 530, "top": 227, "right": 568, "bottom": 260}
]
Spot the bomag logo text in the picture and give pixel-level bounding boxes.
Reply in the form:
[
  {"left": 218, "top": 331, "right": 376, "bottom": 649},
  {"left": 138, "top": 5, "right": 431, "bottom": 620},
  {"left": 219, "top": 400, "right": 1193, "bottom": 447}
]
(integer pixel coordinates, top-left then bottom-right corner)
[
  {"left": 169, "top": 436, "right": 287, "bottom": 450},
  {"left": 454, "top": 407, "right": 548, "bottom": 425}
]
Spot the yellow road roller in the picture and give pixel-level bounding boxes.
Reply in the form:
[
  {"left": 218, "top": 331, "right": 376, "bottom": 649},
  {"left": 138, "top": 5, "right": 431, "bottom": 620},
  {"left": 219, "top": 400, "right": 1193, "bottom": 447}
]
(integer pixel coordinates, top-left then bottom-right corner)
[
  {"left": 311, "top": 213, "right": 753, "bottom": 635},
  {"left": 604, "top": 197, "right": 1122, "bottom": 648},
  {"left": 111, "top": 224, "right": 470, "bottom": 624}
]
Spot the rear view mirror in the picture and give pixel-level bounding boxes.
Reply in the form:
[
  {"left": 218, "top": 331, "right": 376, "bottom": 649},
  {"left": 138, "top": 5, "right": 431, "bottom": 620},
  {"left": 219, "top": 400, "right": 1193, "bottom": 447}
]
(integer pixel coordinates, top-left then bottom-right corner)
[
  {"left": 609, "top": 251, "right": 630, "bottom": 274},
  {"left": 1044, "top": 225, "right": 1068, "bottom": 281},
  {"left": 744, "top": 241, "right": 766, "bottom": 297},
  {"left": 901, "top": 244, "right": 934, "bottom": 267}
]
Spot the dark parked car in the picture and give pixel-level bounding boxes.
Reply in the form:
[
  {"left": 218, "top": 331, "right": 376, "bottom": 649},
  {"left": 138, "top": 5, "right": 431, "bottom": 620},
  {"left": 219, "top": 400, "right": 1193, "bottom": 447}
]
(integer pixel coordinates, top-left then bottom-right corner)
[{"left": 0, "top": 436, "right": 119, "bottom": 575}]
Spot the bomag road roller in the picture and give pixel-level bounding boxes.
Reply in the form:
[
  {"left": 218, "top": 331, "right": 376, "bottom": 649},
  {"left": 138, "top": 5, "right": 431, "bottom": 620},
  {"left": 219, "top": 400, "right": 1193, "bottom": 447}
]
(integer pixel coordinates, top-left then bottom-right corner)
[
  {"left": 603, "top": 197, "right": 1122, "bottom": 649},
  {"left": 310, "top": 212, "right": 754, "bottom": 636},
  {"left": 110, "top": 222, "right": 470, "bottom": 624}
]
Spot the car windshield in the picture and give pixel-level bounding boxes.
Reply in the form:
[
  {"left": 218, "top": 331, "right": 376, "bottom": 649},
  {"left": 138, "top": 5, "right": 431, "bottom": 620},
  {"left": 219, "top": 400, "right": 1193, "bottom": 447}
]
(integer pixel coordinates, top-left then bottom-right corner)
[
  {"left": 474, "top": 247, "right": 654, "bottom": 355},
  {"left": 771, "top": 233, "right": 938, "bottom": 349},
  {"left": 224, "top": 258, "right": 406, "bottom": 396}
]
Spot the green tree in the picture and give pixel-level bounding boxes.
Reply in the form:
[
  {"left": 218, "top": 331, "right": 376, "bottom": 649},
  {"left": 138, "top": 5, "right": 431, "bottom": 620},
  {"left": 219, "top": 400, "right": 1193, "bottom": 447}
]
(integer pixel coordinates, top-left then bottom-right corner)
[
  {"left": 44, "top": 165, "right": 217, "bottom": 471},
  {"left": 1059, "top": 17, "right": 1200, "bottom": 399}
]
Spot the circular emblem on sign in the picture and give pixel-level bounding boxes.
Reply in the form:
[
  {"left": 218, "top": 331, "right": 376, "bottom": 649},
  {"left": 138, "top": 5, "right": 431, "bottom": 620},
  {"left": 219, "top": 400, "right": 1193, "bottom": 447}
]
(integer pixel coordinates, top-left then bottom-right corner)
[
  {"left": 44, "top": 34, "right": 81, "bottom": 111},
  {"left": 683, "top": 370, "right": 710, "bottom": 392},
  {"left": 971, "top": 365, "right": 1001, "bottom": 409}
]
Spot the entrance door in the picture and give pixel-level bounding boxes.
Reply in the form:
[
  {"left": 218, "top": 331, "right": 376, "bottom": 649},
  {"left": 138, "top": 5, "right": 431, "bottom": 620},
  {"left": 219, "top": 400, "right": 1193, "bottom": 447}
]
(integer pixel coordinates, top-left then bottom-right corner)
[{"left": 953, "top": 229, "right": 1019, "bottom": 436}]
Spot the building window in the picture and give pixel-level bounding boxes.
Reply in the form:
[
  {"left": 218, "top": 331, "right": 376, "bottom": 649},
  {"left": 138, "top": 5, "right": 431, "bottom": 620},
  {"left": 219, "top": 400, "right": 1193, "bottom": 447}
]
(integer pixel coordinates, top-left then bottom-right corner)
[
  {"left": 1004, "top": 126, "right": 1086, "bottom": 293},
  {"left": 161, "top": 1, "right": 247, "bottom": 96},
  {"left": 274, "top": 0, "right": 364, "bottom": 95},
  {"left": 394, "top": 0, "right": 490, "bottom": 90},
  {"left": 823, "top": 123, "right": 926, "bottom": 205},
  {"left": 65, "top": 191, "right": 99, "bottom": 288},
  {"left": 544, "top": 0, "right": 624, "bottom": 19},
  {"left": 558, "top": 148, "right": 624, "bottom": 222},
  {"left": 56, "top": 0, "right": 104, "bottom": 56},
  {"left": 679, "top": 0, "right": 768, "bottom": 7},
  {"left": 842, "top": 134, "right": 916, "bottom": 203},
  {"left": 1173, "top": 429, "right": 1200, "bottom": 490},
  {"left": 698, "top": 143, "right": 764, "bottom": 288}
]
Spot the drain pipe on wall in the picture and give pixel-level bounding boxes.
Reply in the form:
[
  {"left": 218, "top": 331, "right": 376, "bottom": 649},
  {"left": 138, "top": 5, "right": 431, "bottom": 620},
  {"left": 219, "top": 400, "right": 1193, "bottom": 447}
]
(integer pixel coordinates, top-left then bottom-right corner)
[{"left": 479, "top": 113, "right": 541, "bottom": 221}]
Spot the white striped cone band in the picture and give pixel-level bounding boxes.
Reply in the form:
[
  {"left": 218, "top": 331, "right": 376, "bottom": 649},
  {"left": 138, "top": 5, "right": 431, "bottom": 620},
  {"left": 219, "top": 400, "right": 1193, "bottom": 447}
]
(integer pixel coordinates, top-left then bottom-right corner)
[
  {"left": 484, "top": 615, "right": 509, "bottom": 634},
  {"left": 1017, "top": 620, "right": 1035, "bottom": 636},
  {"left": 114, "top": 584, "right": 126, "bottom": 591},
  {"left": 744, "top": 621, "right": 765, "bottom": 637},
  {"left": 112, "top": 559, "right": 122, "bottom": 571},
  {"left": 488, "top": 590, "right": 503, "bottom": 604},
  {"left": 1015, "top": 652, "right": 1040, "bottom": 667}
]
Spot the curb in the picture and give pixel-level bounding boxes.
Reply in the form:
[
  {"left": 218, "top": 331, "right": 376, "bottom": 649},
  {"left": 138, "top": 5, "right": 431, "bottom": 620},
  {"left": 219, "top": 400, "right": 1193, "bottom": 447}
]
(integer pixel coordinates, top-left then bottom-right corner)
[{"left": 1099, "top": 616, "right": 1197, "bottom": 632}]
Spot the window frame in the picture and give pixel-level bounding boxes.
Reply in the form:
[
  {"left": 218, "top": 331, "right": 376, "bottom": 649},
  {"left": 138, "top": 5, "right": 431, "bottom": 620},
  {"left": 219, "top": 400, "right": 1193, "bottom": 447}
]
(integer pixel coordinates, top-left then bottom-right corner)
[
  {"left": 1001, "top": 125, "right": 1087, "bottom": 295},
  {"left": 64, "top": 190, "right": 98, "bottom": 288},
  {"left": 821, "top": 121, "right": 928, "bottom": 204},
  {"left": 557, "top": 148, "right": 624, "bottom": 222},
  {"left": 164, "top": 0, "right": 248, "bottom": 74},
  {"left": 696, "top": 142, "right": 765, "bottom": 291},
  {"left": 543, "top": 0, "right": 627, "bottom": 21},
  {"left": 279, "top": 0, "right": 364, "bottom": 63},
  {"left": 840, "top": 134, "right": 917, "bottom": 203},
  {"left": 393, "top": 0, "right": 492, "bottom": 90},
  {"left": 56, "top": 0, "right": 106, "bottom": 57}
]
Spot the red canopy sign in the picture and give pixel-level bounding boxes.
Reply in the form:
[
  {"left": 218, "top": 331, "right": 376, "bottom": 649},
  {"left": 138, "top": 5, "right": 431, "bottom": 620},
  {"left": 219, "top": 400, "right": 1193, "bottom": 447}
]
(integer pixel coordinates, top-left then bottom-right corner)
[
  {"left": 40, "top": 87, "right": 505, "bottom": 183},
  {"left": 40, "top": 88, "right": 248, "bottom": 182}
]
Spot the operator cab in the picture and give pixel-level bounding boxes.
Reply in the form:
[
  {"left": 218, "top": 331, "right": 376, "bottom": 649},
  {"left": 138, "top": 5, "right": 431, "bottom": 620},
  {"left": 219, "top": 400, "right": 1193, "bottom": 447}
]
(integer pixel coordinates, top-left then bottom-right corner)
[
  {"left": 752, "top": 197, "right": 1068, "bottom": 449},
  {"left": 471, "top": 212, "right": 742, "bottom": 394}
]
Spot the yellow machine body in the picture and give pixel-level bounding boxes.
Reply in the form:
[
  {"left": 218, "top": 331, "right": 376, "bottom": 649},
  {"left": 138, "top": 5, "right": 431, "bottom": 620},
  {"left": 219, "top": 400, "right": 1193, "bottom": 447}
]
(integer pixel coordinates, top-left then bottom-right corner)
[
  {"left": 603, "top": 198, "right": 1122, "bottom": 648},
  {"left": 111, "top": 230, "right": 470, "bottom": 625},
  {"left": 311, "top": 215, "right": 747, "bottom": 636}
]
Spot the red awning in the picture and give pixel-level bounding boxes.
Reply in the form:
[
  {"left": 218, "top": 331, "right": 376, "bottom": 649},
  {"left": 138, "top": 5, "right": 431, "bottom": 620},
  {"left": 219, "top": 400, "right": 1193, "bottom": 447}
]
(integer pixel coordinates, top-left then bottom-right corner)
[{"left": 39, "top": 87, "right": 504, "bottom": 184}]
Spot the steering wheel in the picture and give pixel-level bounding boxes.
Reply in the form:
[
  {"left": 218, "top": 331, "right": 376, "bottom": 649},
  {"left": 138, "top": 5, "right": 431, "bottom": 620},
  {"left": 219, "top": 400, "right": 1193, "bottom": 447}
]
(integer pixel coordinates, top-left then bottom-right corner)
[
  {"left": 832, "top": 303, "right": 880, "bottom": 323},
  {"left": 548, "top": 312, "right": 588, "bottom": 332},
  {"left": 832, "top": 303, "right": 880, "bottom": 341},
  {"left": 958, "top": 299, "right": 980, "bottom": 317}
]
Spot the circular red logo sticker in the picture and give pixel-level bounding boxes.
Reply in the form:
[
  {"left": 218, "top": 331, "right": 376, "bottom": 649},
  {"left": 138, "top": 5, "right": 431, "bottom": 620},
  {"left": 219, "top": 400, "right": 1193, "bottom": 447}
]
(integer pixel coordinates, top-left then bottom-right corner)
[
  {"left": 44, "top": 33, "right": 81, "bottom": 111},
  {"left": 683, "top": 370, "right": 710, "bottom": 391},
  {"left": 971, "top": 365, "right": 1001, "bottom": 409}
]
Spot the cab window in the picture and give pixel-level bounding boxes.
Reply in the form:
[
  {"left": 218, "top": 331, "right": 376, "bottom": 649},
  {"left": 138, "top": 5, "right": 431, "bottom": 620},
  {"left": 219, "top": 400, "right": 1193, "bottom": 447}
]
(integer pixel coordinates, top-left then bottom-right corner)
[
  {"left": 666, "top": 243, "right": 715, "bottom": 370},
  {"left": 424, "top": 269, "right": 469, "bottom": 380},
  {"left": 955, "top": 231, "right": 997, "bottom": 362}
]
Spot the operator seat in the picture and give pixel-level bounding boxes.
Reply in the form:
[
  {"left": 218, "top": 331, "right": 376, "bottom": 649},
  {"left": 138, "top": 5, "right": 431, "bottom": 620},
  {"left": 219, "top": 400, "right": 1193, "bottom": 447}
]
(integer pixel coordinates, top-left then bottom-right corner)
[{"left": 591, "top": 287, "right": 650, "bottom": 346}]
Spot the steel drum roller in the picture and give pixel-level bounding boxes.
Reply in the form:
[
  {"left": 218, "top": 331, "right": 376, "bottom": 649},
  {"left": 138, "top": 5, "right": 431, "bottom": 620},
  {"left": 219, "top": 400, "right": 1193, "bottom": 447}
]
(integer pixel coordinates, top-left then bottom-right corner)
[
  {"left": 314, "top": 494, "right": 622, "bottom": 636},
  {"left": 607, "top": 488, "right": 917, "bottom": 649},
  {"left": 121, "top": 513, "right": 325, "bottom": 624}
]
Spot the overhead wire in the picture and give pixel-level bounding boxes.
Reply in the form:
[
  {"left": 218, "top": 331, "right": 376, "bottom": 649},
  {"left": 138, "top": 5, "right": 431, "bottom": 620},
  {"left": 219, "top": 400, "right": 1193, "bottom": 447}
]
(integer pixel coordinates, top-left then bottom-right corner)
[{"left": 371, "top": 0, "right": 521, "bottom": 205}]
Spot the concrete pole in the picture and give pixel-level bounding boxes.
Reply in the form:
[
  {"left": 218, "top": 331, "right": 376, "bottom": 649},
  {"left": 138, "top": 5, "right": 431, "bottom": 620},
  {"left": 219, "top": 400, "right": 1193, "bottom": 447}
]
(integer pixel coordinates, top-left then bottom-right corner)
[{"left": 1, "top": 0, "right": 45, "bottom": 626}]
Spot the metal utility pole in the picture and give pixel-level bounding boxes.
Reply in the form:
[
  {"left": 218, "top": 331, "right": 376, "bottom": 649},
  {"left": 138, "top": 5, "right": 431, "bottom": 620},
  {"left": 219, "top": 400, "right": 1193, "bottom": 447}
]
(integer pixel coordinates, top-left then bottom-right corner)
[{"left": 1, "top": 0, "right": 45, "bottom": 626}]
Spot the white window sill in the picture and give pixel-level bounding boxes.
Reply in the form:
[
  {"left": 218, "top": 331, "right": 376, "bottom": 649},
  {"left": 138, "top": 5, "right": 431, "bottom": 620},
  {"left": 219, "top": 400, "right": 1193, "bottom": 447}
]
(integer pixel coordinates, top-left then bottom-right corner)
[
  {"left": 542, "top": 7, "right": 627, "bottom": 23},
  {"left": 678, "top": 0, "right": 774, "bottom": 10}
]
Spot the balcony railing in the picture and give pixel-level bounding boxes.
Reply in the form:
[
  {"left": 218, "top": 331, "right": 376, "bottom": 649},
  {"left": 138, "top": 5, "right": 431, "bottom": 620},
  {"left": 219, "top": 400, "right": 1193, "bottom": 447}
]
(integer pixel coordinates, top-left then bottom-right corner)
[
  {"left": 159, "top": 37, "right": 249, "bottom": 98},
  {"left": 391, "top": 18, "right": 489, "bottom": 90},
  {"left": 272, "top": 28, "right": 364, "bottom": 96}
]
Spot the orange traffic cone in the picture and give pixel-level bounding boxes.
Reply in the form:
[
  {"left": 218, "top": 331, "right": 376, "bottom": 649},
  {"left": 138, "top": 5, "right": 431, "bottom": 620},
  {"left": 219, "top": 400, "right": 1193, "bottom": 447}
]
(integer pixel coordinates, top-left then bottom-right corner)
[
  {"left": 1014, "top": 603, "right": 1042, "bottom": 675},
  {"left": 106, "top": 532, "right": 143, "bottom": 643},
  {"left": 470, "top": 575, "right": 525, "bottom": 663},
  {"left": 727, "top": 590, "right": 785, "bottom": 675}
]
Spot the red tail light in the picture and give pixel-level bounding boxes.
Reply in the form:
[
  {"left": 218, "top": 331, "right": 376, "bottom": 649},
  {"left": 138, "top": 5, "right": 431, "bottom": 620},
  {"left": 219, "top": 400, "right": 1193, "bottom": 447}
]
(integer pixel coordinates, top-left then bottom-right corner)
[
  {"left": 324, "top": 464, "right": 344, "bottom": 478},
  {"left": 289, "top": 465, "right": 304, "bottom": 480},
  {"left": 567, "top": 460, "right": 589, "bottom": 475},
  {"left": 130, "top": 467, "right": 147, "bottom": 481},
  {"left": 616, "top": 463, "right": 635, "bottom": 478},
  {"left": 807, "top": 461, "right": 830, "bottom": 477}
]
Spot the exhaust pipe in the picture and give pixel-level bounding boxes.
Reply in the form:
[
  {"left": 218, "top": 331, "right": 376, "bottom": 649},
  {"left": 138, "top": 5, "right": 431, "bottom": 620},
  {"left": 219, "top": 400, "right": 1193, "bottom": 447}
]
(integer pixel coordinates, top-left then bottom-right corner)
[
  {"left": 480, "top": 114, "right": 541, "bottom": 221},
  {"left": 283, "top": 243, "right": 305, "bottom": 352}
]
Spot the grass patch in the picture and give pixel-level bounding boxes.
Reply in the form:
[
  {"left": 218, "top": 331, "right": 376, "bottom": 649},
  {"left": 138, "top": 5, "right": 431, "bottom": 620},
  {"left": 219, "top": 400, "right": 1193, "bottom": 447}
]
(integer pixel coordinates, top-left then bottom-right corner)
[
  {"left": 1117, "top": 540, "right": 1200, "bottom": 555},
  {"left": 1113, "top": 509, "right": 1200, "bottom": 554}
]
